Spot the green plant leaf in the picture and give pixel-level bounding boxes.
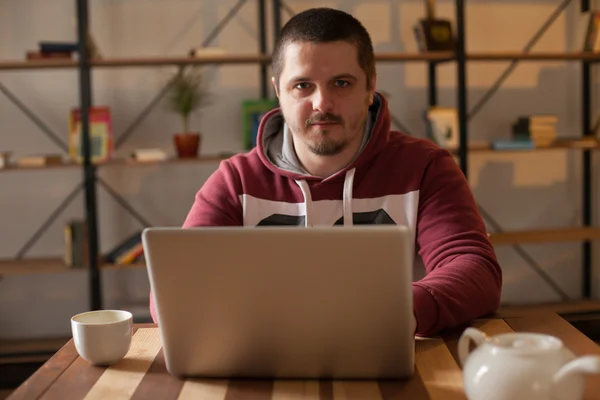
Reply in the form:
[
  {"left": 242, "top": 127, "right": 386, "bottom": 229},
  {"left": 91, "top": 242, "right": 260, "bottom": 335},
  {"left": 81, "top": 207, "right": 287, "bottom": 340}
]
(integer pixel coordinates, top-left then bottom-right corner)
[{"left": 166, "top": 67, "right": 212, "bottom": 131}]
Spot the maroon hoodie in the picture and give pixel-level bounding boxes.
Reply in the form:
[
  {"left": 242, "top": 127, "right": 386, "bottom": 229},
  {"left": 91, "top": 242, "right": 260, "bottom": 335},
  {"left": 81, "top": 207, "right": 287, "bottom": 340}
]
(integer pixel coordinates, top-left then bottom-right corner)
[{"left": 149, "top": 93, "right": 502, "bottom": 336}]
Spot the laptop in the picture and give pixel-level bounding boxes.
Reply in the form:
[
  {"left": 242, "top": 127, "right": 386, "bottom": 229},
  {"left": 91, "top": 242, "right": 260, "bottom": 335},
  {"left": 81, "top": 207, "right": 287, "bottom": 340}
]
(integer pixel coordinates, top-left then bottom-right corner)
[{"left": 143, "top": 225, "right": 415, "bottom": 379}]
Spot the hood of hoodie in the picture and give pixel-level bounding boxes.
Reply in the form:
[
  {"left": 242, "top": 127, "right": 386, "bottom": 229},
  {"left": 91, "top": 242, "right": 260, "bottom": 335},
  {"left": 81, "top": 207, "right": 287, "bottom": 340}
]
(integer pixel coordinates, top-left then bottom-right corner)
[
  {"left": 257, "top": 92, "right": 391, "bottom": 183},
  {"left": 255, "top": 92, "right": 392, "bottom": 227}
]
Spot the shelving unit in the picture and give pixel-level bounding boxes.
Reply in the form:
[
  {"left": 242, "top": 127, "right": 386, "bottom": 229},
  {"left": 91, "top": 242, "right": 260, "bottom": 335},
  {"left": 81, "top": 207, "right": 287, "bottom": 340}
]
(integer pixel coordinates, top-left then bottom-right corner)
[
  {"left": 0, "top": 0, "right": 598, "bottom": 321},
  {"left": 442, "top": 0, "right": 597, "bottom": 301}
]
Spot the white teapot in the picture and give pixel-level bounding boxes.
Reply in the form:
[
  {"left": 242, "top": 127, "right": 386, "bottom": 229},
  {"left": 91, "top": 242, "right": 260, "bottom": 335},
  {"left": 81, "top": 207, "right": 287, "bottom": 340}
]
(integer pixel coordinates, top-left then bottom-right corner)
[{"left": 458, "top": 327, "right": 600, "bottom": 400}]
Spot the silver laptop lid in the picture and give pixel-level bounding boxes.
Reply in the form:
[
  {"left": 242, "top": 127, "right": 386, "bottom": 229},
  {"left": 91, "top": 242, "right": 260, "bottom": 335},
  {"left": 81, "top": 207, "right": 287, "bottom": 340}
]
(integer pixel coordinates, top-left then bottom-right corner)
[{"left": 143, "top": 226, "right": 415, "bottom": 379}]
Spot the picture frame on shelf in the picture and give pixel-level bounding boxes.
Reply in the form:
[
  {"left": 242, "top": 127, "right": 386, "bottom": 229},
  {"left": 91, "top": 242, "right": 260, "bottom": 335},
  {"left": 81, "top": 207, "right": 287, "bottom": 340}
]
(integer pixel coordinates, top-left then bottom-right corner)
[{"left": 242, "top": 99, "right": 278, "bottom": 150}]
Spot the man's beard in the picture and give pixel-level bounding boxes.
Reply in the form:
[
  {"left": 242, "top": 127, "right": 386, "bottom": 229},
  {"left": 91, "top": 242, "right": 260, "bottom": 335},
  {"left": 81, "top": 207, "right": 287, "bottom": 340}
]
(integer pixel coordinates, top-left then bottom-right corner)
[
  {"left": 305, "top": 112, "right": 345, "bottom": 155},
  {"left": 284, "top": 95, "right": 371, "bottom": 157},
  {"left": 307, "top": 131, "right": 347, "bottom": 156}
]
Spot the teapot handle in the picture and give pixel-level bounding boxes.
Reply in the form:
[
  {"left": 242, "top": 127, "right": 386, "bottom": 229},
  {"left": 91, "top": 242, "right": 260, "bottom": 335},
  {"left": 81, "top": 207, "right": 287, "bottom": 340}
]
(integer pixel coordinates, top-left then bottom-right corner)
[
  {"left": 458, "top": 327, "right": 487, "bottom": 367},
  {"left": 553, "top": 355, "right": 600, "bottom": 384}
]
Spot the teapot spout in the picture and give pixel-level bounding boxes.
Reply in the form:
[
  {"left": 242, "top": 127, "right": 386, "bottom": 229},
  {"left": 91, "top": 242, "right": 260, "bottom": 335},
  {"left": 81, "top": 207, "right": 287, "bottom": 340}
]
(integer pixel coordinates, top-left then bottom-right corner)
[{"left": 553, "top": 355, "right": 600, "bottom": 393}]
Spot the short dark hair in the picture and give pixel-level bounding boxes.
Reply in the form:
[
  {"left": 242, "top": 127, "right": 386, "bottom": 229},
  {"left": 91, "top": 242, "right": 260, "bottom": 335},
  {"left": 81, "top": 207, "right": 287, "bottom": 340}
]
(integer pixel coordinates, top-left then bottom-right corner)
[{"left": 272, "top": 8, "right": 375, "bottom": 90}]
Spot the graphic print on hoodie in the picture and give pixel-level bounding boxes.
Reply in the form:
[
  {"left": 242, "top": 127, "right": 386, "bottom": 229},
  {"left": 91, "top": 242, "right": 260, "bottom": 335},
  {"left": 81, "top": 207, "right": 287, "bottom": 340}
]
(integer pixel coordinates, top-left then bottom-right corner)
[{"left": 176, "top": 92, "right": 503, "bottom": 337}]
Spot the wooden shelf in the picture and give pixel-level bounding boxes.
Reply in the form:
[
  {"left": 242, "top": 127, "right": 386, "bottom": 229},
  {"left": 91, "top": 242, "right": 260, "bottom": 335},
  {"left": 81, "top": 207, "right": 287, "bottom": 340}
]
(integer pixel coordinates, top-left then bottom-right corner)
[
  {"left": 0, "top": 336, "right": 70, "bottom": 362},
  {"left": 375, "top": 52, "right": 454, "bottom": 62},
  {"left": 3, "top": 228, "right": 600, "bottom": 276},
  {"left": 103, "top": 262, "right": 146, "bottom": 271},
  {"left": 489, "top": 227, "right": 600, "bottom": 245},
  {"left": 457, "top": 138, "right": 600, "bottom": 154},
  {"left": 0, "top": 258, "right": 72, "bottom": 275},
  {"left": 0, "top": 154, "right": 237, "bottom": 172},
  {"left": 91, "top": 54, "right": 271, "bottom": 68},
  {"left": 0, "top": 52, "right": 450, "bottom": 71},
  {"left": 0, "top": 257, "right": 145, "bottom": 277},
  {"left": 499, "top": 300, "right": 600, "bottom": 318},
  {"left": 0, "top": 59, "right": 77, "bottom": 71},
  {"left": 91, "top": 52, "right": 454, "bottom": 67},
  {"left": 467, "top": 51, "right": 600, "bottom": 62},
  {"left": 0, "top": 162, "right": 80, "bottom": 173},
  {"left": 3, "top": 51, "right": 600, "bottom": 71},
  {"left": 100, "top": 154, "right": 234, "bottom": 167}
]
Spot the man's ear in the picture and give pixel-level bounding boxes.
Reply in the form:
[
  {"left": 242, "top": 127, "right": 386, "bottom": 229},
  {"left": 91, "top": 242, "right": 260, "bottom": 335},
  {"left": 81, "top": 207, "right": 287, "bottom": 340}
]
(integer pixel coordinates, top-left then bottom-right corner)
[
  {"left": 368, "top": 74, "right": 377, "bottom": 105},
  {"left": 271, "top": 77, "right": 280, "bottom": 98}
]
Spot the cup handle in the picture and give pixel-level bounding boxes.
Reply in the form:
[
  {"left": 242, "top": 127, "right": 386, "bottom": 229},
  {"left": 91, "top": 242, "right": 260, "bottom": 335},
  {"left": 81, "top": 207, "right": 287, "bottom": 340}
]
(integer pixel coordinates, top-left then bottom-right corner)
[{"left": 458, "top": 327, "right": 487, "bottom": 367}]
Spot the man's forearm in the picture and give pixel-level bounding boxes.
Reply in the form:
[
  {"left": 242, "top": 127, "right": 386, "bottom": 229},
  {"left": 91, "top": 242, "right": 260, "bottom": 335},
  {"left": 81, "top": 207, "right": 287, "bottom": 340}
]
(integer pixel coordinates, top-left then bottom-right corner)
[{"left": 412, "top": 255, "right": 502, "bottom": 336}]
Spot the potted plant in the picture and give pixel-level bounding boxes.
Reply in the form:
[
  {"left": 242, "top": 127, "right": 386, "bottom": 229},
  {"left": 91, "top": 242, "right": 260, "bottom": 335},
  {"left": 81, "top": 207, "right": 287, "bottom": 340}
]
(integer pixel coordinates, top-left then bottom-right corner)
[{"left": 166, "top": 67, "right": 212, "bottom": 158}]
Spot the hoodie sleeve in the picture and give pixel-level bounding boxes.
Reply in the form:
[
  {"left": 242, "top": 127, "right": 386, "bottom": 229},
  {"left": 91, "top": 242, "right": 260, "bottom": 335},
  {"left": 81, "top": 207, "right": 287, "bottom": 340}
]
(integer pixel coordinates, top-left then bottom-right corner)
[
  {"left": 182, "top": 160, "right": 244, "bottom": 227},
  {"left": 412, "top": 148, "right": 502, "bottom": 336},
  {"left": 149, "top": 160, "right": 243, "bottom": 323}
]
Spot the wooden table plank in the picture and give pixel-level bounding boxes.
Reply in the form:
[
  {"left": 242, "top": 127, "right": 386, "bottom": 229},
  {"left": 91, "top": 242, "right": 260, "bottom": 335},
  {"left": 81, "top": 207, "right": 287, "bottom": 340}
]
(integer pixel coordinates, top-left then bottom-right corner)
[
  {"left": 38, "top": 327, "right": 141, "bottom": 400},
  {"left": 271, "top": 380, "right": 320, "bottom": 400},
  {"left": 83, "top": 328, "right": 162, "bottom": 400},
  {"left": 7, "top": 340, "right": 79, "bottom": 400},
  {"left": 130, "top": 349, "right": 185, "bottom": 400},
  {"left": 378, "top": 374, "right": 430, "bottom": 400},
  {"left": 223, "top": 380, "right": 273, "bottom": 400},
  {"left": 440, "top": 324, "right": 470, "bottom": 366},
  {"left": 505, "top": 312, "right": 600, "bottom": 400},
  {"left": 318, "top": 380, "right": 333, "bottom": 400},
  {"left": 177, "top": 378, "right": 228, "bottom": 400},
  {"left": 414, "top": 337, "right": 466, "bottom": 400},
  {"left": 334, "top": 381, "right": 382, "bottom": 399}
]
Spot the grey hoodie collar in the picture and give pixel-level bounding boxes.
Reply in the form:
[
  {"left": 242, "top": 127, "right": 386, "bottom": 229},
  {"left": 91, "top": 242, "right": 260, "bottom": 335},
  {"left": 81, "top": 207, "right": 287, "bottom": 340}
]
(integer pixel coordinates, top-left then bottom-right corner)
[{"left": 264, "top": 94, "right": 381, "bottom": 176}]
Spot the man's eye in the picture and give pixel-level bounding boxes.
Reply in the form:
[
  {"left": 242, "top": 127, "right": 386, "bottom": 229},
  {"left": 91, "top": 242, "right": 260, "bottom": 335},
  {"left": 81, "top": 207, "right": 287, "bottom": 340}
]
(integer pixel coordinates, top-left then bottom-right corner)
[
  {"left": 295, "top": 82, "right": 310, "bottom": 89},
  {"left": 334, "top": 80, "right": 350, "bottom": 87}
]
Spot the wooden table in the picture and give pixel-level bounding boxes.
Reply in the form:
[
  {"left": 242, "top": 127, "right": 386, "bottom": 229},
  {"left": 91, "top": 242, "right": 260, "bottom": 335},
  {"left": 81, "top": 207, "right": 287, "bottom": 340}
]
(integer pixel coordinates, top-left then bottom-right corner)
[{"left": 7, "top": 312, "right": 600, "bottom": 400}]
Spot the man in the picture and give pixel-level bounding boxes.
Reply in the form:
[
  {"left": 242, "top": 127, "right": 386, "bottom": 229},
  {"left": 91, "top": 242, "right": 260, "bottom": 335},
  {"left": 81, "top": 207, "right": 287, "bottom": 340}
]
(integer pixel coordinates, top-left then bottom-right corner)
[{"left": 150, "top": 7, "right": 502, "bottom": 337}]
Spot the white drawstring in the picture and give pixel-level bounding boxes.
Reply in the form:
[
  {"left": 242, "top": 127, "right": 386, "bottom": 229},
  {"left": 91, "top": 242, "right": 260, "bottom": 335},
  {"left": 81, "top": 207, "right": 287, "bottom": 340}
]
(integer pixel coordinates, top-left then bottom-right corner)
[
  {"left": 343, "top": 169, "right": 355, "bottom": 226},
  {"left": 295, "top": 180, "right": 313, "bottom": 227},
  {"left": 295, "top": 168, "right": 356, "bottom": 227}
]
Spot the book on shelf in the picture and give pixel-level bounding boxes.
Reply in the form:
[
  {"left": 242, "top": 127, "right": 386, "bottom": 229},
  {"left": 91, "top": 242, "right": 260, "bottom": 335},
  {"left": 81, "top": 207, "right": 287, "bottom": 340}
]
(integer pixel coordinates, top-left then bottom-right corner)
[
  {"left": 68, "top": 106, "right": 114, "bottom": 163},
  {"left": 39, "top": 42, "right": 78, "bottom": 53},
  {"left": 104, "top": 231, "right": 144, "bottom": 265},
  {"left": 491, "top": 139, "right": 536, "bottom": 151},
  {"left": 64, "top": 220, "right": 88, "bottom": 268},
  {"left": 15, "top": 154, "right": 63, "bottom": 167},
  {"left": 188, "top": 46, "right": 226, "bottom": 58},
  {"left": 26, "top": 51, "right": 72, "bottom": 60},
  {"left": 131, "top": 148, "right": 167, "bottom": 162}
]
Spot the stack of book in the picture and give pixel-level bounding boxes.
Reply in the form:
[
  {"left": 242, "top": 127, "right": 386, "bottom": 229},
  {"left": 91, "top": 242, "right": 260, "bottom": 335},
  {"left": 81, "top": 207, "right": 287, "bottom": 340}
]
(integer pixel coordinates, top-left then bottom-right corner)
[
  {"left": 27, "top": 42, "right": 77, "bottom": 60},
  {"left": 489, "top": 114, "right": 558, "bottom": 151},
  {"left": 103, "top": 231, "right": 144, "bottom": 266},
  {"left": 512, "top": 115, "right": 558, "bottom": 147}
]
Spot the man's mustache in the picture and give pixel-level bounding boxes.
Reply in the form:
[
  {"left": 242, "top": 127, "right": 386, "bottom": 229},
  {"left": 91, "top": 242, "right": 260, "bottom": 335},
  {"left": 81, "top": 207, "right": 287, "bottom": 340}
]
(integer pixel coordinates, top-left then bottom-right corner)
[{"left": 305, "top": 113, "right": 343, "bottom": 127}]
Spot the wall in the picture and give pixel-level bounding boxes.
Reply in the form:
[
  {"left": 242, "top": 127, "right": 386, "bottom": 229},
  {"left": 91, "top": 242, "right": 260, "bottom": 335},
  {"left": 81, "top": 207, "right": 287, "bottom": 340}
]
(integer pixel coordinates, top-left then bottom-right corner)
[{"left": 0, "top": 0, "right": 598, "bottom": 339}]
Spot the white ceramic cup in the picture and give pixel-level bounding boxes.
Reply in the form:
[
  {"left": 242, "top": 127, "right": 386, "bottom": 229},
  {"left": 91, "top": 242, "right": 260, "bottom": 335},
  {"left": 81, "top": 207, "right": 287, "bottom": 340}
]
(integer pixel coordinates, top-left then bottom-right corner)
[{"left": 71, "top": 309, "right": 133, "bottom": 366}]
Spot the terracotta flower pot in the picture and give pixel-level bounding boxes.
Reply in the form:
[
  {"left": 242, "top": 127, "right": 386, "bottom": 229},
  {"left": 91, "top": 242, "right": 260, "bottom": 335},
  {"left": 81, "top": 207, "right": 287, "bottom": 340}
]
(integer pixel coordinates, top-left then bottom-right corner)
[{"left": 173, "top": 132, "right": 201, "bottom": 158}]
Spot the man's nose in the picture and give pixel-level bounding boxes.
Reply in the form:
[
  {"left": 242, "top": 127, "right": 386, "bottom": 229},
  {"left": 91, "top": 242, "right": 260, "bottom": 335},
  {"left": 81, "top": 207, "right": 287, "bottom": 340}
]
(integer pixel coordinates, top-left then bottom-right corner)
[{"left": 312, "top": 88, "right": 334, "bottom": 113}]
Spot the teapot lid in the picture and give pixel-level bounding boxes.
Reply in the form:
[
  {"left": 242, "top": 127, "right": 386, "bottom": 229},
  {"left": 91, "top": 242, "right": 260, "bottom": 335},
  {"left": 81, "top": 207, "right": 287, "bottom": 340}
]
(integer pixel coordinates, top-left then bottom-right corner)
[{"left": 490, "top": 332, "right": 563, "bottom": 353}]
